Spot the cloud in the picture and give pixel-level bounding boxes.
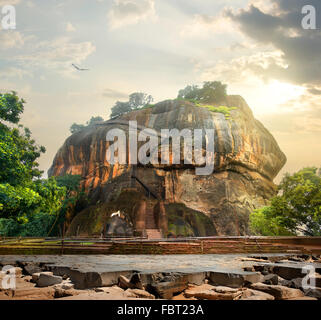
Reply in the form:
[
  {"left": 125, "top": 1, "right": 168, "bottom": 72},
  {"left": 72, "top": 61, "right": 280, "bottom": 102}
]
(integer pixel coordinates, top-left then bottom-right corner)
[
  {"left": 102, "top": 88, "right": 128, "bottom": 99},
  {"left": 180, "top": 13, "right": 235, "bottom": 38},
  {"left": 108, "top": 0, "right": 156, "bottom": 29},
  {"left": 0, "top": 31, "right": 25, "bottom": 49},
  {"left": 0, "top": 0, "right": 20, "bottom": 5},
  {"left": 201, "top": 50, "right": 288, "bottom": 84},
  {"left": 225, "top": 0, "right": 321, "bottom": 87},
  {"left": 0, "top": 66, "right": 30, "bottom": 79},
  {"left": 16, "top": 37, "right": 96, "bottom": 77}
]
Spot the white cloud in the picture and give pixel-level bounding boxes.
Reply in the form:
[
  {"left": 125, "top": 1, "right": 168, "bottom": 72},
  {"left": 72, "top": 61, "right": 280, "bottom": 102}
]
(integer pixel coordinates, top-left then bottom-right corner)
[
  {"left": 0, "top": 30, "right": 25, "bottom": 49},
  {"left": 108, "top": 0, "right": 156, "bottom": 29},
  {"left": 180, "top": 13, "right": 235, "bottom": 38},
  {"left": 16, "top": 37, "right": 96, "bottom": 77}
]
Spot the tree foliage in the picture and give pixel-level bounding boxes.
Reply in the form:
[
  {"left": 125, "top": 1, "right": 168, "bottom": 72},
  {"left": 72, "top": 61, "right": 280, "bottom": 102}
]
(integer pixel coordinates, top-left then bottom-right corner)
[
  {"left": 178, "top": 81, "right": 227, "bottom": 104},
  {"left": 250, "top": 167, "right": 321, "bottom": 236},
  {"left": 0, "top": 92, "right": 69, "bottom": 236},
  {"left": 110, "top": 92, "right": 153, "bottom": 118},
  {"left": 70, "top": 116, "right": 104, "bottom": 134}
]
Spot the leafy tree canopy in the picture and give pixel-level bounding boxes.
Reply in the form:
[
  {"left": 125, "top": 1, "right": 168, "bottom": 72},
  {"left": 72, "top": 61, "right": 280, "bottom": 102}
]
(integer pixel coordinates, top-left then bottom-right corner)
[
  {"left": 178, "top": 81, "right": 227, "bottom": 104},
  {"left": 0, "top": 92, "right": 67, "bottom": 235},
  {"left": 110, "top": 92, "right": 153, "bottom": 119},
  {"left": 0, "top": 92, "right": 24, "bottom": 124},
  {"left": 250, "top": 167, "right": 321, "bottom": 236},
  {"left": 70, "top": 116, "right": 104, "bottom": 134}
]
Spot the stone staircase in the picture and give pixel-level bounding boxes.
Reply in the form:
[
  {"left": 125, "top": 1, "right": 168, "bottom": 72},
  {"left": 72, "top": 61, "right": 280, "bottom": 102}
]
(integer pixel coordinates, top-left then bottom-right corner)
[{"left": 145, "top": 202, "right": 162, "bottom": 239}]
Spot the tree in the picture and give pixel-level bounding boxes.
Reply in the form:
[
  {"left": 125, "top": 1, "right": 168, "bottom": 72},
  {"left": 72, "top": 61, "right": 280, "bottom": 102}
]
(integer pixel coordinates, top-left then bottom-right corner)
[
  {"left": 70, "top": 123, "right": 86, "bottom": 134},
  {"left": 250, "top": 167, "right": 321, "bottom": 236},
  {"left": 110, "top": 92, "right": 154, "bottom": 119},
  {"left": 0, "top": 92, "right": 24, "bottom": 124},
  {"left": 110, "top": 101, "right": 131, "bottom": 119},
  {"left": 0, "top": 92, "right": 67, "bottom": 236},
  {"left": 200, "top": 81, "right": 227, "bottom": 103},
  {"left": 70, "top": 116, "right": 104, "bottom": 134},
  {"left": 177, "top": 85, "right": 200, "bottom": 101},
  {"left": 249, "top": 206, "right": 294, "bottom": 236},
  {"left": 128, "top": 92, "right": 153, "bottom": 109},
  {"left": 177, "top": 81, "right": 227, "bottom": 103},
  {"left": 87, "top": 116, "right": 104, "bottom": 126}
]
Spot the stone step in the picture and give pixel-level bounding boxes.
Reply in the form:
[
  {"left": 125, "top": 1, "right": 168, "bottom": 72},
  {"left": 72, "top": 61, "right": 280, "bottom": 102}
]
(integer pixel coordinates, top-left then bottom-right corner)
[
  {"left": 145, "top": 209, "right": 156, "bottom": 228},
  {"left": 146, "top": 229, "right": 162, "bottom": 240}
]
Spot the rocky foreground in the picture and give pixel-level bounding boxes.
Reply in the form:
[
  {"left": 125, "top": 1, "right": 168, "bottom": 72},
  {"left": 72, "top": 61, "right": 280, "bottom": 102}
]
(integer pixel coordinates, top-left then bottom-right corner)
[{"left": 0, "top": 254, "right": 320, "bottom": 300}]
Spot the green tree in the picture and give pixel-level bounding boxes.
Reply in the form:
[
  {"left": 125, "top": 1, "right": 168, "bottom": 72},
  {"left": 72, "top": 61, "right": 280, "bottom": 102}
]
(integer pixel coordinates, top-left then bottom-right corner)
[
  {"left": 128, "top": 92, "right": 153, "bottom": 109},
  {"left": 110, "top": 92, "right": 154, "bottom": 119},
  {"left": 177, "top": 81, "right": 227, "bottom": 103},
  {"left": 200, "top": 81, "right": 227, "bottom": 103},
  {"left": 0, "top": 92, "right": 67, "bottom": 236},
  {"left": 249, "top": 206, "right": 294, "bottom": 236},
  {"left": 70, "top": 116, "right": 104, "bottom": 134},
  {"left": 70, "top": 123, "right": 86, "bottom": 134},
  {"left": 0, "top": 92, "right": 24, "bottom": 124},
  {"left": 250, "top": 167, "right": 321, "bottom": 236}
]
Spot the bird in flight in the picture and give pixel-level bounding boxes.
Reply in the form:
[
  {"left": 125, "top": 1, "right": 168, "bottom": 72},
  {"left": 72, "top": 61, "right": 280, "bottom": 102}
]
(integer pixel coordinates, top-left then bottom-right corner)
[{"left": 72, "top": 63, "right": 89, "bottom": 71}]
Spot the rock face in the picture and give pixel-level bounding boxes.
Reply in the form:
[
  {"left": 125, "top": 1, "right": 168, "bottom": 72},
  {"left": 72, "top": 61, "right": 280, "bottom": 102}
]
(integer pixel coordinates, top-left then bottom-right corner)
[{"left": 49, "top": 96, "right": 286, "bottom": 236}]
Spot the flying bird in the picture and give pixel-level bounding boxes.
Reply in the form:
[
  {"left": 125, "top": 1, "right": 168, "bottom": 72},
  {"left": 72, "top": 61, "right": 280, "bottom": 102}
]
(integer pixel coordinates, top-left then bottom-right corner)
[{"left": 72, "top": 63, "right": 89, "bottom": 71}]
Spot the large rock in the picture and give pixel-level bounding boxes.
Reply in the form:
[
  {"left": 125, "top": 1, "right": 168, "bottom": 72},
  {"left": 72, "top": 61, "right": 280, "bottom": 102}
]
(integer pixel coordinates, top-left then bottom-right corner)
[
  {"left": 36, "top": 273, "right": 62, "bottom": 287},
  {"left": 208, "top": 270, "right": 263, "bottom": 288},
  {"left": 184, "top": 284, "right": 244, "bottom": 300},
  {"left": 250, "top": 283, "right": 304, "bottom": 300},
  {"left": 49, "top": 96, "right": 286, "bottom": 236},
  {"left": 239, "top": 289, "right": 275, "bottom": 300}
]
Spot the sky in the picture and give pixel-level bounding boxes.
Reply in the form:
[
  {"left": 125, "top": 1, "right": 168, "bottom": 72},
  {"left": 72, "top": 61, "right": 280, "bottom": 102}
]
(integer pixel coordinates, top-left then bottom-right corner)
[{"left": 0, "top": 0, "right": 320, "bottom": 183}]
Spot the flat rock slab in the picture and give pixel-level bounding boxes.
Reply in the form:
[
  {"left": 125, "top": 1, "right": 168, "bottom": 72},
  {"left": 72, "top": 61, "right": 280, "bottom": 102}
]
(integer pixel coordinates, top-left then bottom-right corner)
[
  {"left": 250, "top": 283, "right": 304, "bottom": 300},
  {"left": 57, "top": 290, "right": 143, "bottom": 300},
  {"left": 253, "top": 262, "right": 321, "bottom": 280},
  {"left": 49, "top": 265, "right": 133, "bottom": 289},
  {"left": 208, "top": 270, "right": 263, "bottom": 288},
  {"left": 239, "top": 289, "right": 275, "bottom": 300}
]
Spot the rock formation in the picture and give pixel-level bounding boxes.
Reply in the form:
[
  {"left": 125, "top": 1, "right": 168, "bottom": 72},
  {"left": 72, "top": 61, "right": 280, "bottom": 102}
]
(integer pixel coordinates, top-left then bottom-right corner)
[{"left": 48, "top": 95, "right": 286, "bottom": 237}]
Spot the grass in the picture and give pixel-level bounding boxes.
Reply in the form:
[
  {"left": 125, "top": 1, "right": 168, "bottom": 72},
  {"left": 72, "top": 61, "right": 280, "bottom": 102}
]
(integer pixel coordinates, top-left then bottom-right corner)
[
  {"left": 175, "top": 98, "right": 237, "bottom": 119},
  {"left": 195, "top": 103, "right": 237, "bottom": 120}
]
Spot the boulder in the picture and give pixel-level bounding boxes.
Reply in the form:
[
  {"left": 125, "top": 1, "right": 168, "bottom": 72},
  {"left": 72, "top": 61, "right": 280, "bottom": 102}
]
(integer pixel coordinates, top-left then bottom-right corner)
[
  {"left": 152, "top": 280, "right": 188, "bottom": 299},
  {"left": 240, "top": 289, "right": 275, "bottom": 300},
  {"left": 208, "top": 271, "right": 263, "bottom": 288},
  {"left": 263, "top": 274, "right": 279, "bottom": 285},
  {"left": 23, "top": 263, "right": 43, "bottom": 276},
  {"left": 304, "top": 288, "right": 321, "bottom": 300},
  {"left": 129, "top": 273, "right": 144, "bottom": 290},
  {"left": 119, "top": 275, "right": 135, "bottom": 290},
  {"left": 250, "top": 283, "right": 304, "bottom": 300},
  {"left": 184, "top": 285, "right": 244, "bottom": 300},
  {"left": 36, "top": 273, "right": 62, "bottom": 288},
  {"left": 49, "top": 97, "right": 286, "bottom": 237},
  {"left": 32, "top": 272, "right": 52, "bottom": 283}
]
